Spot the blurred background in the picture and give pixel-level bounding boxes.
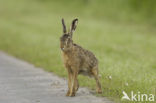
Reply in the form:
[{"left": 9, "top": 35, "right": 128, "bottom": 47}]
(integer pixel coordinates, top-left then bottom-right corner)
[{"left": 0, "top": 0, "right": 156, "bottom": 102}]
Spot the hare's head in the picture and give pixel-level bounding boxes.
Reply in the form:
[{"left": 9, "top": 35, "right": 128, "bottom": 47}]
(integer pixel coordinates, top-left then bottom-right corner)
[{"left": 60, "top": 18, "right": 78, "bottom": 51}]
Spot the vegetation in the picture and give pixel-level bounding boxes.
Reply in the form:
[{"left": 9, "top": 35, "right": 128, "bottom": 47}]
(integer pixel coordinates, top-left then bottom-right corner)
[{"left": 0, "top": 0, "right": 156, "bottom": 102}]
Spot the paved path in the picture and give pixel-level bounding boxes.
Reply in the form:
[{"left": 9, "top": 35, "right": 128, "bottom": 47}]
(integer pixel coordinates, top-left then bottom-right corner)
[{"left": 0, "top": 51, "right": 113, "bottom": 103}]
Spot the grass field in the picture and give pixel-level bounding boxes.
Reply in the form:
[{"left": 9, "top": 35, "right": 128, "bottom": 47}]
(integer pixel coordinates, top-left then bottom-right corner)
[{"left": 0, "top": 0, "right": 156, "bottom": 102}]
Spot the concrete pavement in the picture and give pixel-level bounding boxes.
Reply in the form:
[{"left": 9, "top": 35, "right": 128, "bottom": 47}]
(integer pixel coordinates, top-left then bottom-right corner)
[{"left": 0, "top": 51, "right": 113, "bottom": 103}]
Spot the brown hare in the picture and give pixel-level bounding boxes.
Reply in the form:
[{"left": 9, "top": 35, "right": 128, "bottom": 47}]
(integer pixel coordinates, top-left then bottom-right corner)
[{"left": 60, "top": 18, "right": 102, "bottom": 97}]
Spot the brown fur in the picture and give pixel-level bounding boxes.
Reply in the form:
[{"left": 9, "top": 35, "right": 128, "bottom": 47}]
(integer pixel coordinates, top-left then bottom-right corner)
[{"left": 60, "top": 18, "right": 102, "bottom": 97}]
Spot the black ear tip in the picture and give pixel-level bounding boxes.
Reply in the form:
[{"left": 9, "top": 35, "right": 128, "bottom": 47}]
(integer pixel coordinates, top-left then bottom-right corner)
[
  {"left": 62, "top": 18, "right": 64, "bottom": 21},
  {"left": 73, "top": 18, "right": 78, "bottom": 23}
]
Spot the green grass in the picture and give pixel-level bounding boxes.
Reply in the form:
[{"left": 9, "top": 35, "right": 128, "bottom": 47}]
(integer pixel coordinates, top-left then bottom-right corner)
[{"left": 0, "top": 0, "right": 156, "bottom": 102}]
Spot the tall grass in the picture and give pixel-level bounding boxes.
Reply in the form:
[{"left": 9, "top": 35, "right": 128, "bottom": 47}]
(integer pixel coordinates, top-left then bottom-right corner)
[{"left": 37, "top": 0, "right": 156, "bottom": 25}]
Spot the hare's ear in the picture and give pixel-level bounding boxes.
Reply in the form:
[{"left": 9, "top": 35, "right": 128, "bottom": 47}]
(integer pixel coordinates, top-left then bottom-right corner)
[
  {"left": 62, "top": 18, "right": 67, "bottom": 34},
  {"left": 70, "top": 18, "right": 78, "bottom": 37}
]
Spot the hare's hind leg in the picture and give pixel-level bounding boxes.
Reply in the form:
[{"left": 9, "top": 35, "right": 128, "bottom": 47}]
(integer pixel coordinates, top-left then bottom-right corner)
[{"left": 91, "top": 67, "right": 102, "bottom": 94}]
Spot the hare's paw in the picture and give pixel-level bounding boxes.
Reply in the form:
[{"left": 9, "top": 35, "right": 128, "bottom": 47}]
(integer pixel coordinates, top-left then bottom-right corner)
[
  {"left": 69, "top": 92, "right": 75, "bottom": 97},
  {"left": 97, "top": 89, "right": 102, "bottom": 94},
  {"left": 66, "top": 90, "right": 70, "bottom": 96}
]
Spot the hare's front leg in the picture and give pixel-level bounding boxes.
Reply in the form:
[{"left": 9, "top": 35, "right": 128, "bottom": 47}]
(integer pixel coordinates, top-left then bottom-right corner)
[
  {"left": 91, "top": 67, "right": 102, "bottom": 94},
  {"left": 75, "top": 79, "right": 79, "bottom": 91},
  {"left": 66, "top": 69, "right": 72, "bottom": 96},
  {"left": 69, "top": 70, "right": 78, "bottom": 97}
]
